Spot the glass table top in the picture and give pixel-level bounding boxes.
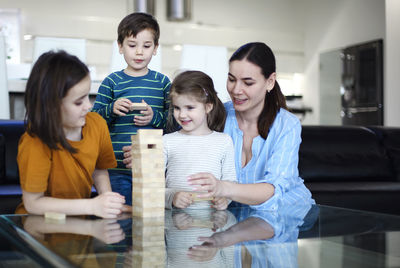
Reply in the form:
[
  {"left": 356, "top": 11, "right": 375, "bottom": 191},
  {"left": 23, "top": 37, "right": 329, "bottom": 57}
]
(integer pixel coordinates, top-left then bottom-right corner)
[{"left": 1, "top": 204, "right": 400, "bottom": 268}]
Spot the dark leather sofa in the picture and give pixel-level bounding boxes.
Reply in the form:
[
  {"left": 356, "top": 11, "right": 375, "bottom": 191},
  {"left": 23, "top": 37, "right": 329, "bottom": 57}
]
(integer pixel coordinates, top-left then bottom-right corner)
[
  {"left": 0, "top": 120, "right": 25, "bottom": 214},
  {"left": 300, "top": 125, "right": 400, "bottom": 215},
  {"left": 1, "top": 120, "right": 400, "bottom": 215}
]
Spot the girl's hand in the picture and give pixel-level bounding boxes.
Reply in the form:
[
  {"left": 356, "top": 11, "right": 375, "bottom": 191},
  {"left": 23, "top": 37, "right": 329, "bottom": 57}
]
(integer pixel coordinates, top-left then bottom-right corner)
[
  {"left": 172, "top": 212, "right": 194, "bottom": 230},
  {"left": 134, "top": 100, "right": 153, "bottom": 126},
  {"left": 173, "top": 192, "right": 193, "bottom": 209},
  {"left": 92, "top": 192, "right": 125, "bottom": 218},
  {"left": 91, "top": 219, "right": 125, "bottom": 244},
  {"left": 187, "top": 173, "right": 224, "bottom": 199},
  {"left": 212, "top": 197, "right": 228, "bottom": 211},
  {"left": 122, "top": 145, "right": 133, "bottom": 168},
  {"left": 113, "top": 98, "right": 132, "bottom": 116}
]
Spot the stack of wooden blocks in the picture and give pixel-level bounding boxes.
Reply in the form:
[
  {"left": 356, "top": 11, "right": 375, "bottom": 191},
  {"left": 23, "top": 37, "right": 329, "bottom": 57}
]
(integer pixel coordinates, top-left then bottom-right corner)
[{"left": 131, "top": 129, "right": 165, "bottom": 267}]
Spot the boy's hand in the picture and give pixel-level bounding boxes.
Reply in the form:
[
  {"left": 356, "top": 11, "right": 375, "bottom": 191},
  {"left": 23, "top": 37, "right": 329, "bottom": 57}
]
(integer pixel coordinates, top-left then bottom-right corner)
[
  {"left": 122, "top": 145, "right": 132, "bottom": 168},
  {"left": 134, "top": 100, "right": 153, "bottom": 126},
  {"left": 173, "top": 192, "right": 193, "bottom": 209},
  {"left": 113, "top": 98, "right": 132, "bottom": 116}
]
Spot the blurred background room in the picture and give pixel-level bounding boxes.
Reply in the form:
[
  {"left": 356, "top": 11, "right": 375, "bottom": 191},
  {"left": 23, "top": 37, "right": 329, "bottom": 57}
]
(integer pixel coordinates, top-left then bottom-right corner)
[{"left": 0, "top": 0, "right": 399, "bottom": 127}]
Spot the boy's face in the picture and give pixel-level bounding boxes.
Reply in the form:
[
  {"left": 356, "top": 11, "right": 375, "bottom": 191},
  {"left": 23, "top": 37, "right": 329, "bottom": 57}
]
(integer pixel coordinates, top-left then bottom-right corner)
[{"left": 118, "top": 29, "right": 158, "bottom": 77}]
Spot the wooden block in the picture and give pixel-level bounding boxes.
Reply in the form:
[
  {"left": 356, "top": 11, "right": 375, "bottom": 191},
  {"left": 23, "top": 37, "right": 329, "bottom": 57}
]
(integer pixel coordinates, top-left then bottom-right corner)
[
  {"left": 130, "top": 102, "right": 148, "bottom": 111},
  {"left": 191, "top": 219, "right": 215, "bottom": 229},
  {"left": 132, "top": 206, "right": 165, "bottom": 218},
  {"left": 133, "top": 129, "right": 163, "bottom": 140},
  {"left": 132, "top": 216, "right": 164, "bottom": 227},
  {"left": 132, "top": 248, "right": 165, "bottom": 259},
  {"left": 44, "top": 212, "right": 66, "bottom": 222},
  {"left": 132, "top": 195, "right": 164, "bottom": 208},
  {"left": 132, "top": 249, "right": 165, "bottom": 268},
  {"left": 132, "top": 171, "right": 165, "bottom": 180},
  {"left": 132, "top": 181, "right": 165, "bottom": 188},
  {"left": 189, "top": 192, "right": 214, "bottom": 202},
  {"left": 132, "top": 225, "right": 165, "bottom": 237}
]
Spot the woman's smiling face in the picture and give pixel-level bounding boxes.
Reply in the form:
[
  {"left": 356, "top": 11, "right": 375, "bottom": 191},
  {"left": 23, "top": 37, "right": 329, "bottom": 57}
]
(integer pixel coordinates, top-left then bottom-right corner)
[{"left": 227, "top": 59, "right": 275, "bottom": 113}]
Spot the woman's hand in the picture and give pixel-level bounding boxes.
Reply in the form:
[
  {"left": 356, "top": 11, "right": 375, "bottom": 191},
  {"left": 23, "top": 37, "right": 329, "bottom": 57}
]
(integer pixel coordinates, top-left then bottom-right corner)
[
  {"left": 196, "top": 232, "right": 225, "bottom": 248},
  {"left": 134, "top": 100, "right": 153, "bottom": 126},
  {"left": 91, "top": 192, "right": 125, "bottom": 218},
  {"left": 122, "top": 145, "right": 133, "bottom": 168},
  {"left": 187, "top": 173, "right": 225, "bottom": 199},
  {"left": 173, "top": 192, "right": 193, "bottom": 209},
  {"left": 113, "top": 98, "right": 132, "bottom": 116},
  {"left": 187, "top": 245, "right": 218, "bottom": 262}
]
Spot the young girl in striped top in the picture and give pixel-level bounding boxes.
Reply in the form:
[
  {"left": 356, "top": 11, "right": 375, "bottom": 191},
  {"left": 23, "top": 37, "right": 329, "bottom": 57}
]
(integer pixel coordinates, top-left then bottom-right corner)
[{"left": 163, "top": 70, "right": 237, "bottom": 210}]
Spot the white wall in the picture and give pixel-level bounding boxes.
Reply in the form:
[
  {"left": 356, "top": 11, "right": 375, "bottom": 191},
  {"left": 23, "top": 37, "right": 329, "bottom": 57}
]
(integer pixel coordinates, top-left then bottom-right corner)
[
  {"left": 385, "top": 0, "right": 400, "bottom": 126},
  {"left": 0, "top": 0, "right": 305, "bottom": 80},
  {"left": 302, "top": 0, "right": 385, "bottom": 125},
  {"left": 0, "top": 35, "right": 10, "bottom": 119},
  {"left": 2, "top": 0, "right": 398, "bottom": 125}
]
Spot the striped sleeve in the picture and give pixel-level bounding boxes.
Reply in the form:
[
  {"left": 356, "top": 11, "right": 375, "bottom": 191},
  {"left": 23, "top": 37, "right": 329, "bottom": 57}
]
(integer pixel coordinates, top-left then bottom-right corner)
[
  {"left": 92, "top": 73, "right": 118, "bottom": 124},
  {"left": 150, "top": 74, "right": 171, "bottom": 128}
]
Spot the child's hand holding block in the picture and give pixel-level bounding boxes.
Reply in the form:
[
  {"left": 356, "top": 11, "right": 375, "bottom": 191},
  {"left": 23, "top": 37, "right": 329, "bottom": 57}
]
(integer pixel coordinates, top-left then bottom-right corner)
[{"left": 130, "top": 102, "right": 148, "bottom": 111}]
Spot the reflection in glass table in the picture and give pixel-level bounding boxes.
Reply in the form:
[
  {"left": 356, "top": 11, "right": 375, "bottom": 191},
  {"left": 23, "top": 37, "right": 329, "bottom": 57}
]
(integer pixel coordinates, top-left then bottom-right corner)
[{"left": 1, "top": 204, "right": 400, "bottom": 267}]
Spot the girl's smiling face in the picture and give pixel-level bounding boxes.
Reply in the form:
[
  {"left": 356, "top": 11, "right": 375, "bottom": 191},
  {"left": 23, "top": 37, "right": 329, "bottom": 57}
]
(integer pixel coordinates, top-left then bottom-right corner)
[{"left": 172, "top": 94, "right": 213, "bottom": 135}]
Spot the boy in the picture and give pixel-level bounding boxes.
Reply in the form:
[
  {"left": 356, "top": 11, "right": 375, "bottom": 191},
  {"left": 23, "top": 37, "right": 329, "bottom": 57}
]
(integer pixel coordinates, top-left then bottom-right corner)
[{"left": 92, "top": 13, "right": 171, "bottom": 205}]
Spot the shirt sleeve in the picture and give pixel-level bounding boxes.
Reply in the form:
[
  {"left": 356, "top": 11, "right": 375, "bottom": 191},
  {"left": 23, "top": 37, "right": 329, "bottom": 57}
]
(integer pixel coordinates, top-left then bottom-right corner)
[
  {"left": 250, "top": 119, "right": 302, "bottom": 211},
  {"left": 92, "top": 74, "right": 117, "bottom": 124},
  {"left": 17, "top": 134, "right": 52, "bottom": 193},
  {"left": 150, "top": 75, "right": 171, "bottom": 128}
]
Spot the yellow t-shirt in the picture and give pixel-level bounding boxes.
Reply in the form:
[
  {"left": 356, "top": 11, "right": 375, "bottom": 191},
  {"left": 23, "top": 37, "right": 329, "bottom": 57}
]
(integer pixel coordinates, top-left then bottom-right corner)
[{"left": 15, "top": 112, "right": 117, "bottom": 214}]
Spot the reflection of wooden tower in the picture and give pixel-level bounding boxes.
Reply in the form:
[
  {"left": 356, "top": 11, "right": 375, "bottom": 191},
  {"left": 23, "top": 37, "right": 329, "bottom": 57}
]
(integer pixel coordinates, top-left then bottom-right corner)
[
  {"left": 132, "top": 217, "right": 165, "bottom": 267},
  {"left": 131, "top": 129, "right": 165, "bottom": 267},
  {"left": 131, "top": 129, "right": 165, "bottom": 217}
]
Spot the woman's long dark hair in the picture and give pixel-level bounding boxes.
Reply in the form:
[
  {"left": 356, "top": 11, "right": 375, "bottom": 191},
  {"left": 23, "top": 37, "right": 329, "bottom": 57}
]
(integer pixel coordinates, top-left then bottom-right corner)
[
  {"left": 229, "top": 42, "right": 287, "bottom": 139},
  {"left": 167, "top": 70, "right": 226, "bottom": 132},
  {"left": 24, "top": 50, "right": 89, "bottom": 153}
]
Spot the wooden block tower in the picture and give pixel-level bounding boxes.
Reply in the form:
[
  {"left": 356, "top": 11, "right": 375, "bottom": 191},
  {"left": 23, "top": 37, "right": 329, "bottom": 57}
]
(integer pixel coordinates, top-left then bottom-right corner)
[
  {"left": 131, "top": 129, "right": 165, "bottom": 217},
  {"left": 131, "top": 129, "right": 165, "bottom": 267}
]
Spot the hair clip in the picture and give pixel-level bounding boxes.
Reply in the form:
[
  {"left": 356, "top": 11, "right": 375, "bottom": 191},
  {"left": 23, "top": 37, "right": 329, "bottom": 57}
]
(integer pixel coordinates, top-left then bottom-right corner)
[{"left": 202, "top": 88, "right": 208, "bottom": 96}]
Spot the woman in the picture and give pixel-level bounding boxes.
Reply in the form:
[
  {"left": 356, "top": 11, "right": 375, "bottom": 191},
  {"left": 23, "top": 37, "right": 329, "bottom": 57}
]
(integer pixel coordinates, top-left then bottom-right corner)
[{"left": 124, "top": 42, "right": 314, "bottom": 210}]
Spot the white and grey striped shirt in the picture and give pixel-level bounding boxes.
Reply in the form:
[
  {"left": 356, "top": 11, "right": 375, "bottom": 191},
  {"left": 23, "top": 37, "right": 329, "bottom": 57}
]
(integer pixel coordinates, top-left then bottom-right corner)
[{"left": 164, "top": 131, "right": 237, "bottom": 209}]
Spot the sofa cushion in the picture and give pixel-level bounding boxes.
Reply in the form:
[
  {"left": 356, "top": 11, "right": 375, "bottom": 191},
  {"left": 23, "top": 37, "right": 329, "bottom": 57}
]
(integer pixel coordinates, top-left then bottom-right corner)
[
  {"left": 0, "top": 134, "right": 4, "bottom": 181},
  {"left": 368, "top": 127, "right": 400, "bottom": 181},
  {"left": 299, "top": 126, "right": 394, "bottom": 182},
  {"left": 0, "top": 120, "right": 25, "bottom": 184}
]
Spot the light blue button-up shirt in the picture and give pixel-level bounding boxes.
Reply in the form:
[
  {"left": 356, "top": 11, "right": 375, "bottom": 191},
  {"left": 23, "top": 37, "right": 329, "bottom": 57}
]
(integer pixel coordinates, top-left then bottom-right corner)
[{"left": 224, "top": 101, "right": 314, "bottom": 211}]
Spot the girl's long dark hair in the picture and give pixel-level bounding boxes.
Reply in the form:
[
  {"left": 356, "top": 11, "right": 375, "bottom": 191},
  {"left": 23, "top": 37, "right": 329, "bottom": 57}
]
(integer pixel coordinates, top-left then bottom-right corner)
[
  {"left": 24, "top": 50, "right": 89, "bottom": 153},
  {"left": 229, "top": 42, "right": 287, "bottom": 139},
  {"left": 167, "top": 70, "right": 226, "bottom": 132}
]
